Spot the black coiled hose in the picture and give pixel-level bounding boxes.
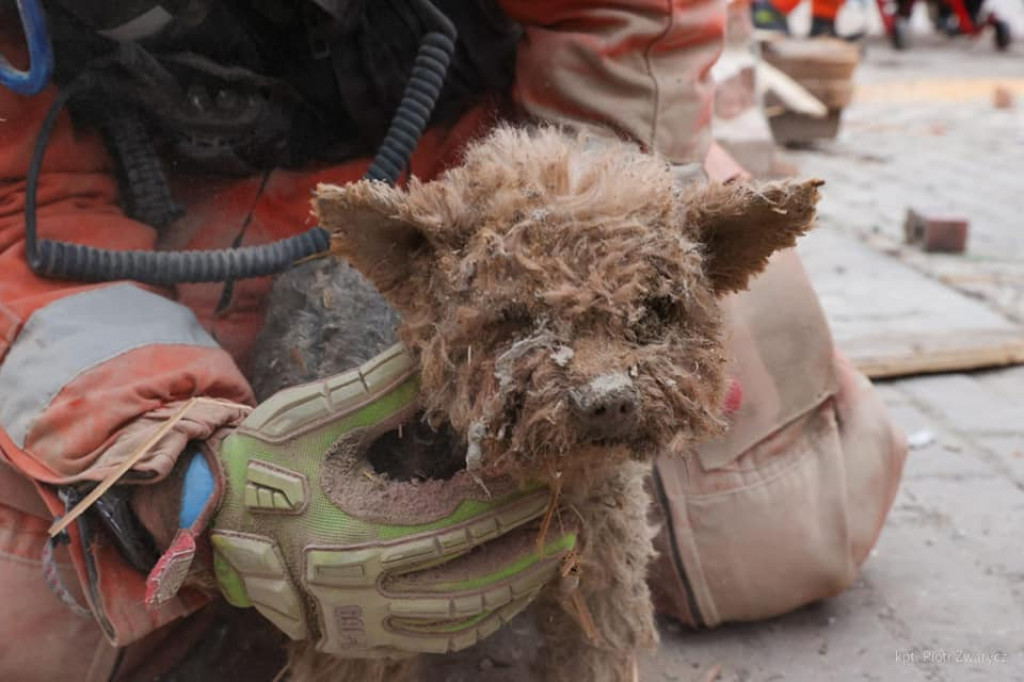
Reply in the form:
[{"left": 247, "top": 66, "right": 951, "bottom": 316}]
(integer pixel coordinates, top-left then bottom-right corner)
[
  {"left": 24, "top": 0, "right": 456, "bottom": 285},
  {"left": 101, "top": 107, "right": 184, "bottom": 232},
  {"left": 32, "top": 227, "right": 333, "bottom": 286},
  {"left": 365, "top": 28, "right": 455, "bottom": 180}
]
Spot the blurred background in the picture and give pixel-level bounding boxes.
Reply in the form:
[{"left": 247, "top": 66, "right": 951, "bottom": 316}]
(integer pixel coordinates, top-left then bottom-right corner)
[{"left": 645, "top": 2, "right": 1024, "bottom": 680}]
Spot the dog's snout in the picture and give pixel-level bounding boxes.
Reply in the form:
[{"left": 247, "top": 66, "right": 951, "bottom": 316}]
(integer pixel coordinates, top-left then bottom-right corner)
[{"left": 570, "top": 373, "right": 640, "bottom": 441}]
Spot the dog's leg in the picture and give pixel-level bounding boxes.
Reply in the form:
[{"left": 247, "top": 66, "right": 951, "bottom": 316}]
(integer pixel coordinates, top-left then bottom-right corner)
[
  {"left": 534, "top": 599, "right": 638, "bottom": 682},
  {"left": 536, "top": 461, "right": 659, "bottom": 682}
]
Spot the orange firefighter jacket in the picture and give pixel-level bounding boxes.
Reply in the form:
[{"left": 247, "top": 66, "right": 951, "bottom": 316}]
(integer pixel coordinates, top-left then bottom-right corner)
[{"left": 0, "top": 0, "right": 726, "bottom": 675}]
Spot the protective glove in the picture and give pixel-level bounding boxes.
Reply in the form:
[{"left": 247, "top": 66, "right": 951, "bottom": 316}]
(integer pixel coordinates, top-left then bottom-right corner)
[{"left": 146, "top": 344, "right": 576, "bottom": 658}]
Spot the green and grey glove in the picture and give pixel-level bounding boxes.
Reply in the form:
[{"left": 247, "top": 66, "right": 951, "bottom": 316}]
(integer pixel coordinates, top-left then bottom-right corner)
[{"left": 182, "top": 344, "right": 574, "bottom": 658}]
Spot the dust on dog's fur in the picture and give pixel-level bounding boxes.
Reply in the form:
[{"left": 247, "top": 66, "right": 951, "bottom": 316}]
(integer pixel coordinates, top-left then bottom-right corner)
[{"left": 284, "top": 126, "right": 820, "bottom": 681}]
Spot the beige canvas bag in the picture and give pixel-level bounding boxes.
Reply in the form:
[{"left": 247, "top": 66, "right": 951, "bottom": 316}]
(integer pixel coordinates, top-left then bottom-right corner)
[{"left": 649, "top": 248, "right": 907, "bottom": 627}]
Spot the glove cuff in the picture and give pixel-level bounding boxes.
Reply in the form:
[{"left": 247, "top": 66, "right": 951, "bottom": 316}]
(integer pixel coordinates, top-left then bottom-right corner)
[
  {"left": 143, "top": 445, "right": 226, "bottom": 609},
  {"left": 180, "top": 448, "right": 218, "bottom": 528}
]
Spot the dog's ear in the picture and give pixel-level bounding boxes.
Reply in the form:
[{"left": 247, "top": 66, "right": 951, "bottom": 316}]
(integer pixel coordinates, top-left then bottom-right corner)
[
  {"left": 315, "top": 180, "right": 445, "bottom": 311},
  {"left": 684, "top": 179, "right": 822, "bottom": 295}
]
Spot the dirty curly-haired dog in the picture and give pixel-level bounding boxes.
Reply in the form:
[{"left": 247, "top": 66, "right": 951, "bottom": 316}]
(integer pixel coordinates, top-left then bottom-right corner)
[{"left": 249, "top": 126, "right": 821, "bottom": 681}]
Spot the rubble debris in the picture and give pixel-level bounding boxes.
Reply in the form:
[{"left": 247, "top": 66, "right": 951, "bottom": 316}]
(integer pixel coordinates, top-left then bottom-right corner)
[
  {"left": 760, "top": 37, "right": 860, "bottom": 146},
  {"left": 993, "top": 85, "right": 1015, "bottom": 110},
  {"left": 904, "top": 208, "right": 969, "bottom": 254},
  {"left": 907, "top": 430, "right": 936, "bottom": 450}
]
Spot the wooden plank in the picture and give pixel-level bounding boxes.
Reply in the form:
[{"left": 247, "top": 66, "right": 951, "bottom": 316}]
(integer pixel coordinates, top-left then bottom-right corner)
[
  {"left": 798, "top": 229, "right": 1024, "bottom": 379},
  {"left": 841, "top": 331, "right": 1024, "bottom": 379},
  {"left": 757, "top": 61, "right": 828, "bottom": 118}
]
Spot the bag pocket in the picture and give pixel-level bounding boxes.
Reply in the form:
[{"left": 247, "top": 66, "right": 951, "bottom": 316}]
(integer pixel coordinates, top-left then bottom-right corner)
[
  {"left": 650, "top": 355, "right": 907, "bottom": 628},
  {"left": 652, "top": 399, "right": 856, "bottom": 627}
]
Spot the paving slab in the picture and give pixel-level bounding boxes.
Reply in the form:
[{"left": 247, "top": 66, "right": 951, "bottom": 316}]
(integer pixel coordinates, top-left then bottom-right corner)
[
  {"left": 897, "top": 373, "right": 1024, "bottom": 437},
  {"left": 797, "top": 228, "right": 1024, "bottom": 378}
]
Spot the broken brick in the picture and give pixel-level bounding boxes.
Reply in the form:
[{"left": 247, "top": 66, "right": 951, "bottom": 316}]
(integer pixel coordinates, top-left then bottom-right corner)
[{"left": 903, "top": 208, "right": 969, "bottom": 254}]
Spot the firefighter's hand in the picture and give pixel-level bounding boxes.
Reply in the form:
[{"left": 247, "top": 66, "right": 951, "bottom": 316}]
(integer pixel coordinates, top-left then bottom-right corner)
[{"left": 207, "top": 344, "right": 576, "bottom": 657}]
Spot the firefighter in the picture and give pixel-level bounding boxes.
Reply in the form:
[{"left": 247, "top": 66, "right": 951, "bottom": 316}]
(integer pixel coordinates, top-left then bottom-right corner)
[{"left": 0, "top": 1, "right": 904, "bottom": 679}]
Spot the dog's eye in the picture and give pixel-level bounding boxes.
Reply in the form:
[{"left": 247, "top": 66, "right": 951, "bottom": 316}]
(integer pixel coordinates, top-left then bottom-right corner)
[
  {"left": 632, "top": 296, "right": 675, "bottom": 343},
  {"left": 645, "top": 296, "right": 675, "bottom": 321}
]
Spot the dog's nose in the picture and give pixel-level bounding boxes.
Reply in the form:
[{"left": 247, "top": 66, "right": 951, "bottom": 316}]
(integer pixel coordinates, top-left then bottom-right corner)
[{"left": 570, "top": 373, "right": 640, "bottom": 441}]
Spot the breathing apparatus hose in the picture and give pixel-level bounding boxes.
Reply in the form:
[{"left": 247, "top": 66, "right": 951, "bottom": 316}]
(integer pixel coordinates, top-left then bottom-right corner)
[
  {"left": 0, "top": 0, "right": 53, "bottom": 96},
  {"left": 21, "top": 0, "right": 457, "bottom": 285},
  {"left": 364, "top": 0, "right": 456, "bottom": 183}
]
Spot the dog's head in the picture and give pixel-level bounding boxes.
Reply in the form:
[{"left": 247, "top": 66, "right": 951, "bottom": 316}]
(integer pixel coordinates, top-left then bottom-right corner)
[{"left": 316, "top": 127, "right": 820, "bottom": 478}]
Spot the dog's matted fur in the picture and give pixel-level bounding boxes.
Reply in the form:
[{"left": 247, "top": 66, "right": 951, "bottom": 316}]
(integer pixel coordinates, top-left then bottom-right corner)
[{"left": 254, "top": 126, "right": 820, "bottom": 681}]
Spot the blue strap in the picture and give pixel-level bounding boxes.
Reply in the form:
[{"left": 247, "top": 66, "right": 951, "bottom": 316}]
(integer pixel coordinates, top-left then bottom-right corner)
[
  {"left": 179, "top": 451, "right": 216, "bottom": 529},
  {"left": 1, "top": 0, "right": 54, "bottom": 96}
]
